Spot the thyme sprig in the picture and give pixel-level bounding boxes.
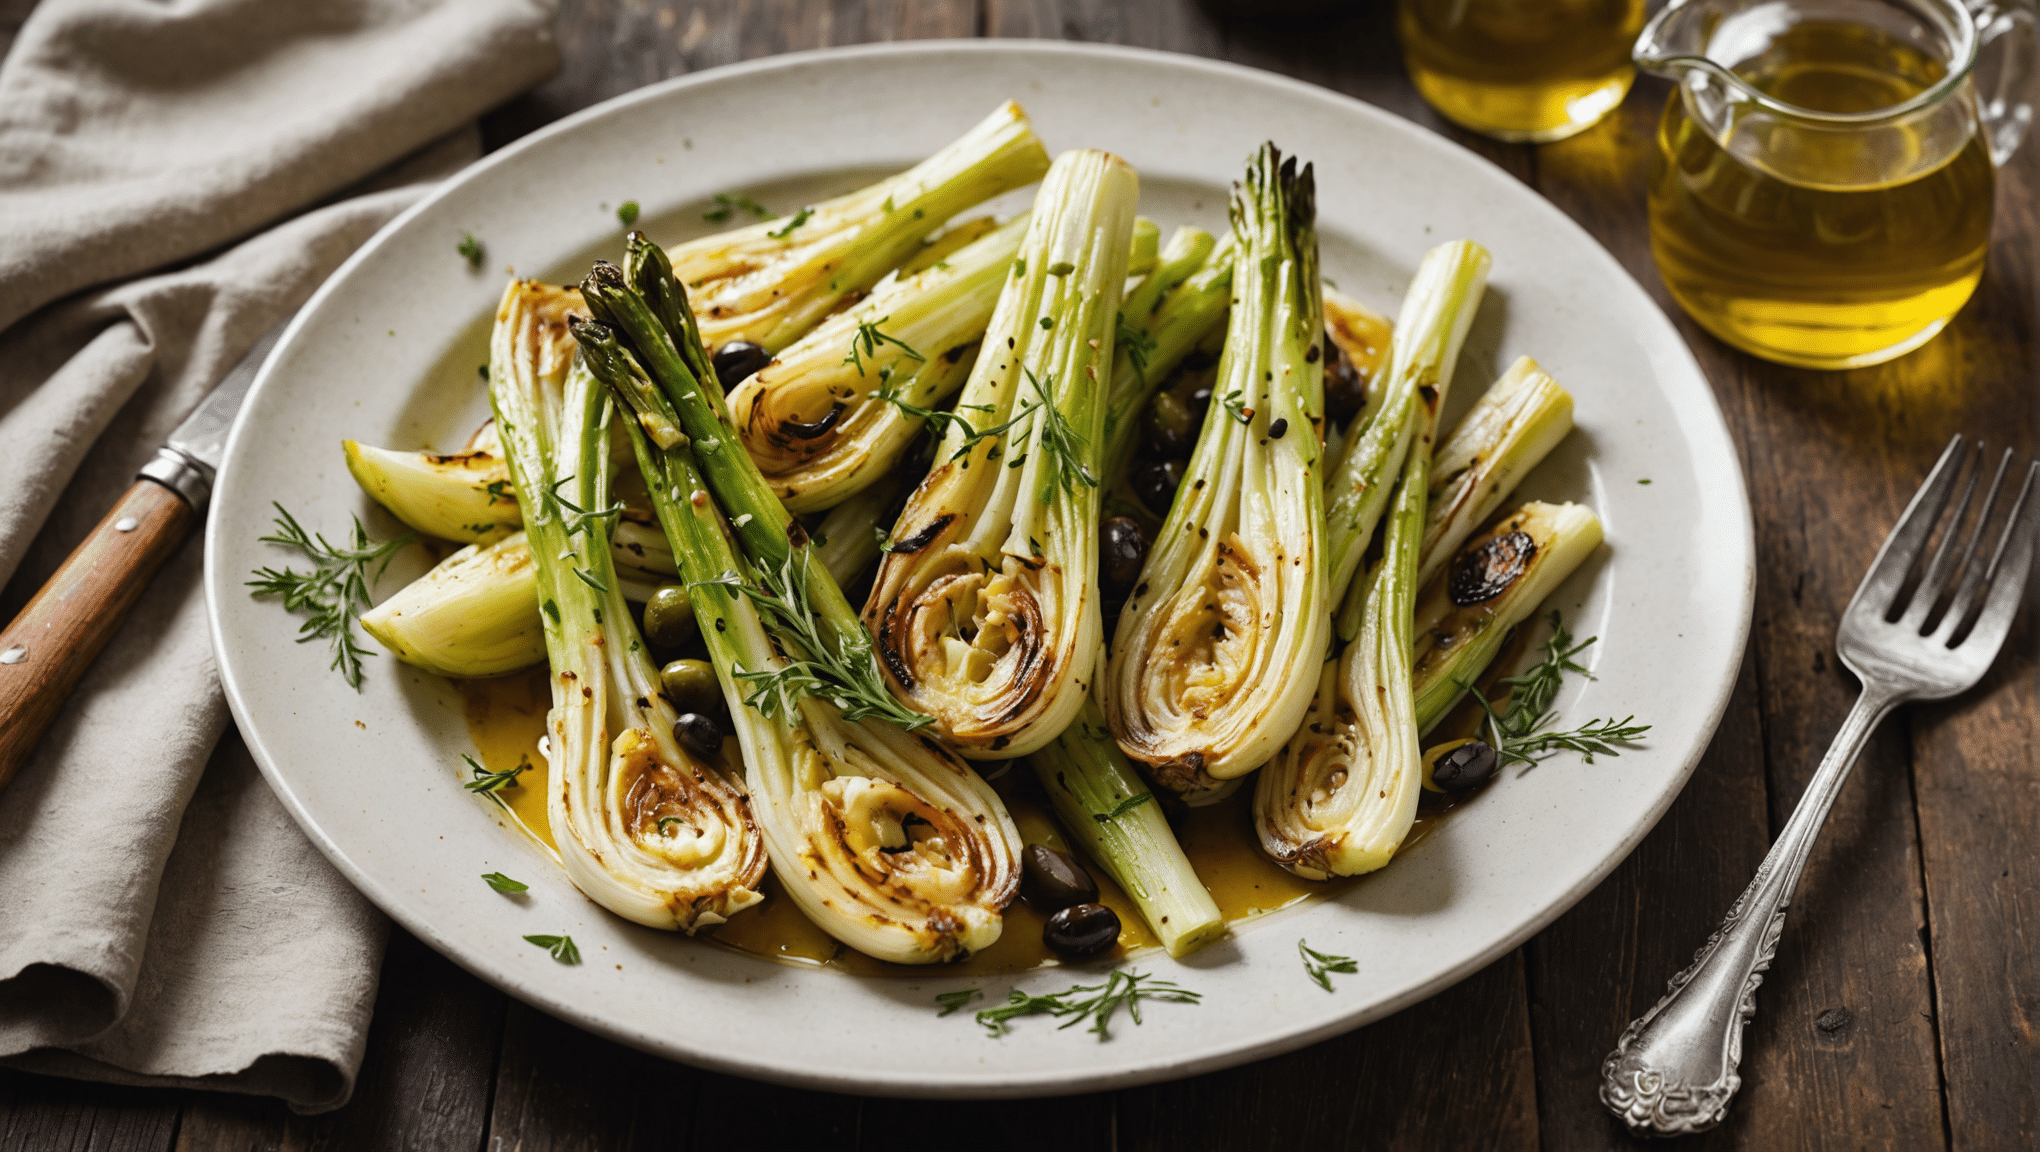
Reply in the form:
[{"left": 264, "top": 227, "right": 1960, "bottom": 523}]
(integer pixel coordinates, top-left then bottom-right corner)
[
  {"left": 1115, "top": 311, "right": 1157, "bottom": 381},
  {"left": 875, "top": 380, "right": 1014, "bottom": 460},
  {"left": 1021, "top": 368, "right": 1099, "bottom": 501},
  {"left": 842, "top": 315, "right": 925, "bottom": 376},
  {"left": 1458, "top": 611, "right": 1651, "bottom": 770},
  {"left": 935, "top": 989, "right": 980, "bottom": 1017},
  {"left": 698, "top": 548, "right": 934, "bottom": 731},
  {"left": 462, "top": 753, "right": 528, "bottom": 794},
  {"left": 247, "top": 504, "right": 415, "bottom": 689},
  {"left": 959, "top": 970, "right": 1201, "bottom": 1039},
  {"left": 1298, "top": 939, "right": 1357, "bottom": 991},
  {"left": 1221, "top": 388, "right": 1253, "bottom": 426}
]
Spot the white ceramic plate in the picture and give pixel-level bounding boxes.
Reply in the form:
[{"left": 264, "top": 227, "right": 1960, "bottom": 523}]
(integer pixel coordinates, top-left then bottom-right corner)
[{"left": 206, "top": 41, "right": 1752, "bottom": 1097}]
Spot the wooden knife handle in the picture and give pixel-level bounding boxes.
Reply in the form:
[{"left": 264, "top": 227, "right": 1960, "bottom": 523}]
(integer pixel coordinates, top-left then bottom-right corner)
[{"left": 0, "top": 480, "right": 194, "bottom": 791}]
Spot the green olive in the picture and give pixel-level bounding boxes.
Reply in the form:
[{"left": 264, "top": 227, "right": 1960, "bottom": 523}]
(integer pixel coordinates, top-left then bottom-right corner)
[
  {"left": 660, "top": 658, "right": 720, "bottom": 714},
  {"left": 642, "top": 585, "right": 696, "bottom": 649}
]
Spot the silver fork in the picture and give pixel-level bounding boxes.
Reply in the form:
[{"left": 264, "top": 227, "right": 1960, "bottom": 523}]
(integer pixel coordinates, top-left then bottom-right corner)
[{"left": 1599, "top": 435, "right": 2039, "bottom": 1137}]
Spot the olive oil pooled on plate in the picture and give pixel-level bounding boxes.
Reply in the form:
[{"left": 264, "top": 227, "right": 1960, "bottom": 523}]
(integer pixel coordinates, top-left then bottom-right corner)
[{"left": 1649, "top": 21, "right": 1995, "bottom": 369}]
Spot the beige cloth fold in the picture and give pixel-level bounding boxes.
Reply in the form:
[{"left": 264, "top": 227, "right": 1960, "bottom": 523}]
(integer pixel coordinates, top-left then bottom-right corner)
[{"left": 0, "top": 0, "right": 558, "bottom": 1113}]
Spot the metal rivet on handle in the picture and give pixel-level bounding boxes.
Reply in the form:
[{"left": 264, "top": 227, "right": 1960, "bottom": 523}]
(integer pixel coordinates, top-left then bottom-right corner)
[
  {"left": 114, "top": 517, "right": 138, "bottom": 532},
  {"left": 0, "top": 647, "right": 25, "bottom": 665}
]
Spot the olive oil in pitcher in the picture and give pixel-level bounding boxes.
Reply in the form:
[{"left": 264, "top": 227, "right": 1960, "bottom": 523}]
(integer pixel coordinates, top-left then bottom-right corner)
[{"left": 1647, "top": 21, "right": 1997, "bottom": 369}]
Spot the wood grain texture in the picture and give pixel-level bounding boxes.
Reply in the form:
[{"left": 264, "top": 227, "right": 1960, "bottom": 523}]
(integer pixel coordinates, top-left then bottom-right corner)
[
  {"left": 0, "top": 1072, "right": 180, "bottom": 1152},
  {"left": 0, "top": 480, "right": 192, "bottom": 792}
]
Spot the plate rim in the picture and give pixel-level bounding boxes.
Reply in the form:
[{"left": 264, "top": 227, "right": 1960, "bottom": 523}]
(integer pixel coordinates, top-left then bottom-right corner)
[{"left": 205, "top": 37, "right": 1756, "bottom": 1097}]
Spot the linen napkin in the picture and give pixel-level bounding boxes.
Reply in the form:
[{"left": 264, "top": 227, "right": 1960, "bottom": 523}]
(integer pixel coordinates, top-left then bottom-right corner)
[{"left": 0, "top": 0, "right": 558, "bottom": 1113}]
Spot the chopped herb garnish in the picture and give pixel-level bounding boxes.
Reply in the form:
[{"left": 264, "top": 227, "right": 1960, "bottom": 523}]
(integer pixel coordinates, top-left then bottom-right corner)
[
  {"left": 1038, "top": 315, "right": 1055, "bottom": 330},
  {"left": 962, "top": 970, "right": 1200, "bottom": 1039},
  {"left": 842, "top": 315, "right": 925, "bottom": 376},
  {"left": 935, "top": 989, "right": 981, "bottom": 1017},
  {"left": 1021, "top": 367, "right": 1098, "bottom": 500},
  {"left": 457, "top": 232, "right": 485, "bottom": 270},
  {"left": 483, "top": 872, "right": 529, "bottom": 894},
  {"left": 703, "top": 192, "right": 773, "bottom": 224},
  {"left": 1221, "top": 389, "right": 1253, "bottom": 425},
  {"left": 524, "top": 934, "right": 581, "bottom": 964},
  {"left": 766, "top": 206, "right": 813, "bottom": 239},
  {"left": 247, "top": 504, "right": 415, "bottom": 689},
  {"left": 1093, "top": 792, "right": 1152, "bottom": 823},
  {"left": 1299, "top": 939, "right": 1357, "bottom": 991},
  {"left": 1456, "top": 611, "right": 1651, "bottom": 770},
  {"left": 617, "top": 200, "right": 640, "bottom": 226}
]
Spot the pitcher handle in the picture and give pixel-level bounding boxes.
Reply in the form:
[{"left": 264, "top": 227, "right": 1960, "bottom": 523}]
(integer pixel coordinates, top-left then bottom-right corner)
[{"left": 1969, "top": 0, "right": 2037, "bottom": 164}]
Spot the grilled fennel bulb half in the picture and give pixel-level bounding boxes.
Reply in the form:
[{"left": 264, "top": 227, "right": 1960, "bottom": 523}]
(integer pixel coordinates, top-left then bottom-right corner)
[
  {"left": 669, "top": 101, "right": 1049, "bottom": 354},
  {"left": 342, "top": 421, "right": 517, "bottom": 544},
  {"left": 863, "top": 150, "right": 1141, "bottom": 759},
  {"left": 1254, "top": 241, "right": 1500, "bottom": 879},
  {"left": 1102, "top": 145, "right": 1327, "bottom": 797},
  {"left": 486, "top": 280, "right": 765, "bottom": 928},
  {"left": 727, "top": 214, "right": 1026, "bottom": 513},
  {"left": 575, "top": 247, "right": 1022, "bottom": 964}
]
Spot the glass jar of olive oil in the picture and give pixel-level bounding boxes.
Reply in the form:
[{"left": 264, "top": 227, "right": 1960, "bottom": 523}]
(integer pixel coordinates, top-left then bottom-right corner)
[
  {"left": 1636, "top": 0, "right": 2035, "bottom": 369},
  {"left": 1397, "top": 0, "right": 1648, "bottom": 142}
]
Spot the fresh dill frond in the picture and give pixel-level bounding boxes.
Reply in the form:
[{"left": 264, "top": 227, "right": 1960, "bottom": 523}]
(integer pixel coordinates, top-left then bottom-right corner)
[
  {"left": 969, "top": 970, "right": 1200, "bottom": 1039},
  {"left": 247, "top": 503, "right": 415, "bottom": 689},
  {"left": 523, "top": 934, "right": 581, "bottom": 964},
  {"left": 699, "top": 549, "right": 935, "bottom": 731},
  {"left": 703, "top": 192, "right": 773, "bottom": 224},
  {"left": 1298, "top": 939, "right": 1357, "bottom": 991},
  {"left": 842, "top": 315, "right": 926, "bottom": 376},
  {"left": 1457, "top": 611, "right": 1651, "bottom": 770},
  {"left": 766, "top": 206, "right": 813, "bottom": 239},
  {"left": 1115, "top": 311, "right": 1157, "bottom": 381}
]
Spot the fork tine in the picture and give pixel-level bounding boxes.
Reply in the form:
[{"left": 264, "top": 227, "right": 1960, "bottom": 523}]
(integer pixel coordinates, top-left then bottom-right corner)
[
  {"left": 1850, "top": 435, "right": 1968, "bottom": 619},
  {"left": 1931, "top": 448, "right": 2014, "bottom": 638},
  {"left": 1952, "top": 461, "right": 2039, "bottom": 651},
  {"left": 1902, "top": 442, "right": 1984, "bottom": 630}
]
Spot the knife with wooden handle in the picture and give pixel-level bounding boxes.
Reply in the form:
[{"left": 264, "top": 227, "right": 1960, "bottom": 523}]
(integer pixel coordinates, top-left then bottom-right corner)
[{"left": 0, "top": 325, "right": 283, "bottom": 792}]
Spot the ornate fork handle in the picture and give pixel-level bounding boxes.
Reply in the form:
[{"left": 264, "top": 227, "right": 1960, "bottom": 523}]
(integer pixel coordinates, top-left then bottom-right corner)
[{"left": 1599, "top": 685, "right": 1901, "bottom": 1136}]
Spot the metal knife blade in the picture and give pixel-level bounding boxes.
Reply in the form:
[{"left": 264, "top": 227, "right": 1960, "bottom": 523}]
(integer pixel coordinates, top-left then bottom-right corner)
[{"left": 140, "top": 321, "right": 287, "bottom": 512}]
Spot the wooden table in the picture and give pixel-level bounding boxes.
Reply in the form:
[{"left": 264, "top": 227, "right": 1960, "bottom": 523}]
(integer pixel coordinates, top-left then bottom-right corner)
[{"left": 3, "top": 3, "right": 2033, "bottom": 1148}]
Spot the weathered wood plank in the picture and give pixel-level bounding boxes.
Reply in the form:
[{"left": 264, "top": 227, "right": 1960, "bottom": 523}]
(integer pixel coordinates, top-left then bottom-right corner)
[
  {"left": 482, "top": 1000, "right": 682, "bottom": 1152},
  {"left": 1117, "top": 952, "right": 1539, "bottom": 1152},
  {"left": 173, "top": 929, "right": 504, "bottom": 1152},
  {"left": 1911, "top": 140, "right": 2039, "bottom": 1152},
  {"left": 0, "top": 1073, "right": 180, "bottom": 1152}
]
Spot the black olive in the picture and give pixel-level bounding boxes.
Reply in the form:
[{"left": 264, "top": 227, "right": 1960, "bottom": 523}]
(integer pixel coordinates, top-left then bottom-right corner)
[
  {"left": 659, "top": 658, "right": 719, "bottom": 715},
  {"left": 711, "top": 340, "right": 771, "bottom": 389},
  {"left": 1131, "top": 459, "right": 1185, "bottom": 515},
  {"left": 1433, "top": 740, "right": 1500, "bottom": 792},
  {"left": 1044, "top": 902, "right": 1120, "bottom": 959},
  {"left": 672, "top": 712, "right": 723, "bottom": 761},
  {"left": 1448, "top": 530, "right": 1538, "bottom": 607},
  {"left": 1268, "top": 417, "right": 1289, "bottom": 440},
  {"left": 1145, "top": 390, "right": 1198, "bottom": 457},
  {"left": 1100, "top": 517, "right": 1149, "bottom": 594},
  {"left": 642, "top": 585, "right": 697, "bottom": 649},
  {"left": 1323, "top": 333, "right": 1366, "bottom": 423},
  {"left": 1021, "top": 844, "right": 1100, "bottom": 912}
]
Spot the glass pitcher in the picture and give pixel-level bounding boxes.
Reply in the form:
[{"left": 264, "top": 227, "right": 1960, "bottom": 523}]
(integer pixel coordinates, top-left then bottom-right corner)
[{"left": 1635, "top": 0, "right": 2035, "bottom": 369}]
